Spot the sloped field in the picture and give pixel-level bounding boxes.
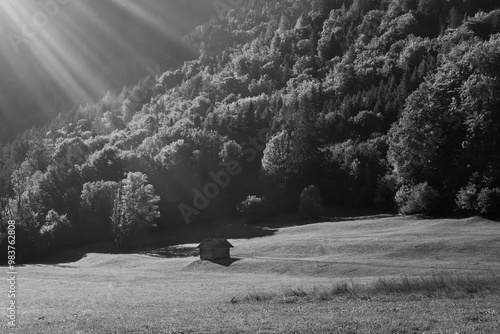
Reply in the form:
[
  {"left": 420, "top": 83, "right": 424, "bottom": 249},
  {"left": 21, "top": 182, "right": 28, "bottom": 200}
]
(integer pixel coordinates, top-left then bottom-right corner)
[{"left": 1, "top": 215, "right": 499, "bottom": 333}]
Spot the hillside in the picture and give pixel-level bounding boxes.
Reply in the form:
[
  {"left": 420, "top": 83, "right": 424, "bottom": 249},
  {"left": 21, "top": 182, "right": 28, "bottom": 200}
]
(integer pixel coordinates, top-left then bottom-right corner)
[
  {"left": 1, "top": 0, "right": 500, "bottom": 261},
  {"left": 189, "top": 215, "right": 500, "bottom": 277},
  {"left": 1, "top": 216, "right": 499, "bottom": 333}
]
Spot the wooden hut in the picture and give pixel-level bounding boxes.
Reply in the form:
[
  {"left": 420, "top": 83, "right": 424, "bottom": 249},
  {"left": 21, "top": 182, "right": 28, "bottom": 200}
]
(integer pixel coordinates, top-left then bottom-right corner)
[{"left": 197, "top": 239, "right": 233, "bottom": 260}]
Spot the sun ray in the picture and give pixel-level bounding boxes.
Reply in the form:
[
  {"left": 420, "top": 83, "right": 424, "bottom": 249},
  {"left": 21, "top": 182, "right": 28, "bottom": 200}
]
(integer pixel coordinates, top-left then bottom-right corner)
[{"left": 0, "top": 0, "right": 202, "bottom": 137}]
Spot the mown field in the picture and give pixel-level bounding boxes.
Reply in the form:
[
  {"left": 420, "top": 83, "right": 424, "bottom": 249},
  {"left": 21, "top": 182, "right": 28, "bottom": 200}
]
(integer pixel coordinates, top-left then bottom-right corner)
[{"left": 1, "top": 215, "right": 500, "bottom": 333}]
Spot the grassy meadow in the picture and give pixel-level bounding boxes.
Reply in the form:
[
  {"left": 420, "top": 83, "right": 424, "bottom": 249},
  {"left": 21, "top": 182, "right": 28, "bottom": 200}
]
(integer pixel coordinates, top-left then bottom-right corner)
[{"left": 2, "top": 215, "right": 500, "bottom": 333}]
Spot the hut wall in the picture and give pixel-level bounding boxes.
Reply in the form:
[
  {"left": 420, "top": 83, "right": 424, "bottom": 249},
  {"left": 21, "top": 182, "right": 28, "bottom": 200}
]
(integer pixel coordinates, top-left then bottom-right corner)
[
  {"left": 199, "top": 246, "right": 213, "bottom": 260},
  {"left": 213, "top": 248, "right": 230, "bottom": 259}
]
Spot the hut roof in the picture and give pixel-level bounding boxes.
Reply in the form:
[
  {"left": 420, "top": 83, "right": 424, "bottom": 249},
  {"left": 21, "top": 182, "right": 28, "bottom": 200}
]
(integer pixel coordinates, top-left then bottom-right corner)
[{"left": 197, "top": 238, "right": 233, "bottom": 249}]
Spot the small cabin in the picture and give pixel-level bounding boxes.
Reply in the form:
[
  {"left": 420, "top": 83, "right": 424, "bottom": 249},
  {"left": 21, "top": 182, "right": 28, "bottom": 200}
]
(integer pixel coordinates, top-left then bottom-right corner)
[{"left": 197, "top": 239, "right": 233, "bottom": 261}]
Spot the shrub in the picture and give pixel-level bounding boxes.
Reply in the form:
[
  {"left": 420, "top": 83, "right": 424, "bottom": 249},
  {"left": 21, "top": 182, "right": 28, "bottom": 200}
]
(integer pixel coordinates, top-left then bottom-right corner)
[
  {"left": 298, "top": 185, "right": 324, "bottom": 219},
  {"left": 41, "top": 210, "right": 72, "bottom": 236},
  {"left": 39, "top": 210, "right": 73, "bottom": 251},
  {"left": 456, "top": 183, "right": 479, "bottom": 213},
  {"left": 395, "top": 182, "right": 440, "bottom": 215},
  {"left": 477, "top": 187, "right": 500, "bottom": 214},
  {"left": 237, "top": 195, "right": 268, "bottom": 223}
]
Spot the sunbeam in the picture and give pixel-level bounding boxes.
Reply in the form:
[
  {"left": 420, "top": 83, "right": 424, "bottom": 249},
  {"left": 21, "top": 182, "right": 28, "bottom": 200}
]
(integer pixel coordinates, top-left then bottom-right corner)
[{"left": 0, "top": 0, "right": 208, "bottom": 141}]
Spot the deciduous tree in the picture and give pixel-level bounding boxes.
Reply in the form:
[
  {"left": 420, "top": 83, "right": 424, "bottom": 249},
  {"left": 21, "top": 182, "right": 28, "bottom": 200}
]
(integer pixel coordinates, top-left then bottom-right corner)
[{"left": 111, "top": 172, "right": 160, "bottom": 251}]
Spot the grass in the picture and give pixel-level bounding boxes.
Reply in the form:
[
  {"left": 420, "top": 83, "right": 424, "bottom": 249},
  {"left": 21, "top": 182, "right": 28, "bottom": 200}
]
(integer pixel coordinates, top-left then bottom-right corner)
[
  {"left": 372, "top": 273, "right": 500, "bottom": 295},
  {"left": 234, "top": 273, "right": 500, "bottom": 304},
  {"left": 1, "top": 215, "right": 500, "bottom": 333}
]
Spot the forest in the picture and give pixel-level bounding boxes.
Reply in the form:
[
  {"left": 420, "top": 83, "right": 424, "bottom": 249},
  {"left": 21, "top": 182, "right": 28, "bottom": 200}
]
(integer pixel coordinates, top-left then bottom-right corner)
[{"left": 1, "top": 0, "right": 500, "bottom": 261}]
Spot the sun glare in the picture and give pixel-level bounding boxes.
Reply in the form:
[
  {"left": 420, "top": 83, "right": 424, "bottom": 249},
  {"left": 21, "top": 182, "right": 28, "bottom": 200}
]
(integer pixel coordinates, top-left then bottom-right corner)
[{"left": 0, "top": 0, "right": 193, "bottom": 128}]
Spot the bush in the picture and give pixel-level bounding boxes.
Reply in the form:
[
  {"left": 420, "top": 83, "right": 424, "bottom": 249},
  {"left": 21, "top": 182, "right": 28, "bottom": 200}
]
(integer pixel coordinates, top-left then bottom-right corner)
[
  {"left": 456, "top": 185, "right": 500, "bottom": 215},
  {"left": 237, "top": 195, "right": 268, "bottom": 223},
  {"left": 395, "top": 182, "right": 440, "bottom": 215},
  {"left": 298, "top": 185, "right": 324, "bottom": 219},
  {"left": 477, "top": 187, "right": 500, "bottom": 215},
  {"left": 39, "top": 210, "right": 73, "bottom": 251},
  {"left": 456, "top": 183, "right": 479, "bottom": 213}
]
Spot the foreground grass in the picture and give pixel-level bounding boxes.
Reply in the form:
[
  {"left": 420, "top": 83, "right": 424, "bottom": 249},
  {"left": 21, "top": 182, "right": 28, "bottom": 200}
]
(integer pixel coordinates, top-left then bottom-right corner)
[
  {"left": 234, "top": 273, "right": 500, "bottom": 303},
  {"left": 6, "top": 289, "right": 500, "bottom": 333},
  {"left": 2, "top": 216, "right": 500, "bottom": 333},
  {"left": 4, "top": 272, "right": 499, "bottom": 334}
]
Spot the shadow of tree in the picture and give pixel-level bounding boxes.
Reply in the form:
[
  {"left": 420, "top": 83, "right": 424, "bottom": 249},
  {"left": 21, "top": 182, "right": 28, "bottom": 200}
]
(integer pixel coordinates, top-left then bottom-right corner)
[
  {"left": 138, "top": 245, "right": 199, "bottom": 258},
  {"left": 32, "top": 218, "right": 276, "bottom": 265},
  {"left": 133, "top": 219, "right": 277, "bottom": 251},
  {"left": 27, "top": 241, "right": 119, "bottom": 266}
]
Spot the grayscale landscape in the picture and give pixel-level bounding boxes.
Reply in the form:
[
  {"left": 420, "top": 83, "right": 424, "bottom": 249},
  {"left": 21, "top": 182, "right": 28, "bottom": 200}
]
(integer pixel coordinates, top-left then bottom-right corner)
[{"left": 1, "top": 0, "right": 500, "bottom": 332}]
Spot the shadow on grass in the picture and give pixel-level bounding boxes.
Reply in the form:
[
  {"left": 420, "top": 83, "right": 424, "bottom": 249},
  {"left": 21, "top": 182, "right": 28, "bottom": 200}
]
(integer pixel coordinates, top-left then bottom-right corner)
[
  {"left": 134, "top": 219, "right": 277, "bottom": 251},
  {"left": 138, "top": 245, "right": 199, "bottom": 258},
  {"left": 25, "top": 241, "right": 119, "bottom": 266},
  {"left": 27, "top": 207, "right": 412, "bottom": 266},
  {"left": 31, "top": 217, "right": 276, "bottom": 265},
  {"left": 211, "top": 257, "right": 242, "bottom": 267},
  {"left": 185, "top": 258, "right": 243, "bottom": 269}
]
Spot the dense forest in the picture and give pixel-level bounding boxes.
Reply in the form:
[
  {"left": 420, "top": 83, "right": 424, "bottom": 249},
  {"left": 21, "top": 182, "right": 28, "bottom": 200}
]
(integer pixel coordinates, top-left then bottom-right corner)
[{"left": 1, "top": 0, "right": 500, "bottom": 261}]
